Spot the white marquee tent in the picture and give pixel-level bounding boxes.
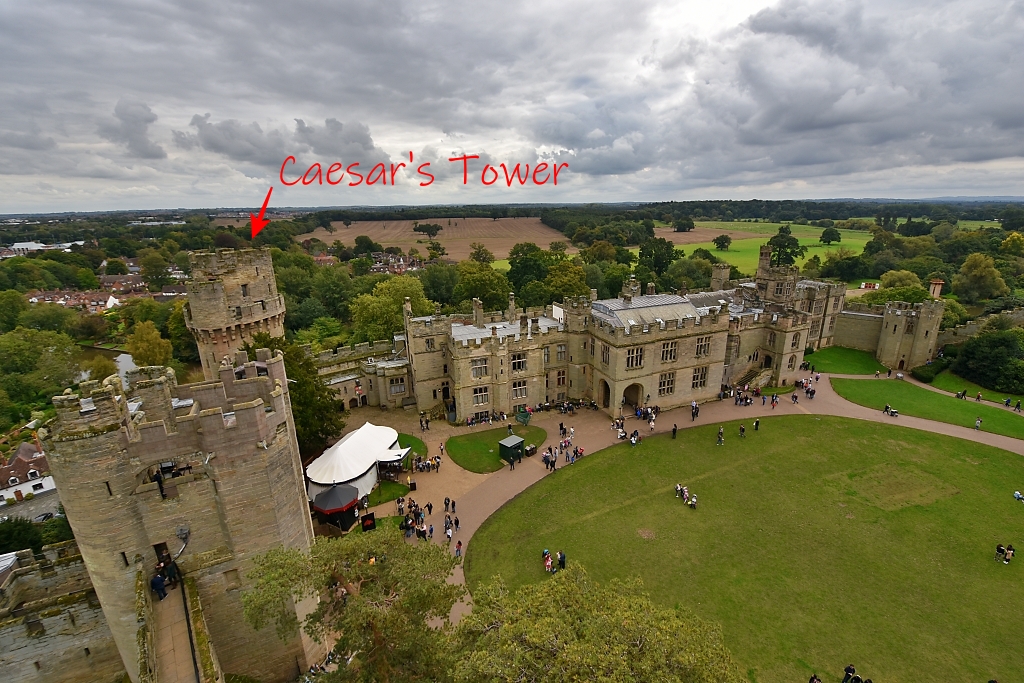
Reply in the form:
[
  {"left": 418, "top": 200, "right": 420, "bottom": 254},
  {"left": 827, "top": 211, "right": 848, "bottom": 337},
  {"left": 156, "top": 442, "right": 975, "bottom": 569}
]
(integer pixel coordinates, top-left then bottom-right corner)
[{"left": 305, "top": 422, "right": 410, "bottom": 500}]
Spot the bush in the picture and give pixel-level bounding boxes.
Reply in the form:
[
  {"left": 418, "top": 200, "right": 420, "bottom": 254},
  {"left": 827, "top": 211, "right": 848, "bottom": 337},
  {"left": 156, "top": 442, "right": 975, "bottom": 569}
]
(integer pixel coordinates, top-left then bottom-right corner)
[
  {"left": 5, "top": 498, "right": 16, "bottom": 506},
  {"left": 911, "top": 357, "right": 950, "bottom": 383},
  {"left": 804, "top": 347, "right": 815, "bottom": 356},
  {"left": 942, "top": 344, "right": 960, "bottom": 358},
  {"left": 23, "top": 492, "right": 33, "bottom": 500}
]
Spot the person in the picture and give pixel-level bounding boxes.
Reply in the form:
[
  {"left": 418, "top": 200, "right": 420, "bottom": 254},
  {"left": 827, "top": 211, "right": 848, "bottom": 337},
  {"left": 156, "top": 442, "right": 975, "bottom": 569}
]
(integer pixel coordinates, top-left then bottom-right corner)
[
  {"left": 153, "top": 469, "right": 165, "bottom": 499},
  {"left": 630, "top": 434, "right": 637, "bottom": 447},
  {"left": 455, "top": 540, "right": 462, "bottom": 557},
  {"left": 507, "top": 423, "right": 513, "bottom": 436},
  {"left": 1015, "top": 490, "right": 1024, "bottom": 502},
  {"left": 739, "top": 424, "right": 745, "bottom": 438},
  {"left": 689, "top": 494, "right": 697, "bottom": 509},
  {"left": 509, "top": 455, "right": 515, "bottom": 470},
  {"left": 444, "top": 497, "right": 450, "bottom": 512},
  {"left": 570, "top": 426, "right": 575, "bottom": 440},
  {"left": 454, "top": 517, "right": 460, "bottom": 532},
  {"left": 975, "top": 417, "right": 983, "bottom": 430},
  {"left": 995, "top": 543, "right": 1005, "bottom": 561},
  {"left": 672, "top": 424, "right": 677, "bottom": 438},
  {"left": 1016, "top": 400, "right": 1022, "bottom": 413},
  {"left": 446, "top": 526, "right": 452, "bottom": 543},
  {"left": 428, "top": 524, "right": 434, "bottom": 539},
  {"left": 1005, "top": 545, "right": 1015, "bottom": 564},
  {"left": 976, "top": 392, "right": 982, "bottom": 401},
  {"left": 883, "top": 403, "right": 891, "bottom": 415},
  {"left": 150, "top": 571, "right": 167, "bottom": 601},
  {"left": 676, "top": 483, "right": 682, "bottom": 498},
  {"left": 544, "top": 552, "right": 553, "bottom": 573},
  {"left": 419, "top": 417, "right": 424, "bottom": 431},
  {"left": 557, "top": 550, "right": 566, "bottom": 570},
  {"left": 875, "top": 370, "right": 880, "bottom": 378},
  {"left": 440, "top": 441, "right": 445, "bottom": 456},
  {"left": 426, "top": 501, "right": 433, "bottom": 515},
  {"left": 842, "top": 664, "right": 856, "bottom": 683},
  {"left": 1005, "top": 397, "right": 1012, "bottom": 407},
  {"left": 163, "top": 557, "right": 179, "bottom": 589},
  {"left": 887, "top": 368, "right": 892, "bottom": 378},
  {"left": 753, "top": 418, "right": 759, "bottom": 431},
  {"left": 808, "top": 676, "right": 821, "bottom": 683},
  {"left": 451, "top": 499, "right": 456, "bottom": 513},
  {"left": 649, "top": 418, "right": 655, "bottom": 432},
  {"left": 717, "top": 426, "right": 724, "bottom": 445}
]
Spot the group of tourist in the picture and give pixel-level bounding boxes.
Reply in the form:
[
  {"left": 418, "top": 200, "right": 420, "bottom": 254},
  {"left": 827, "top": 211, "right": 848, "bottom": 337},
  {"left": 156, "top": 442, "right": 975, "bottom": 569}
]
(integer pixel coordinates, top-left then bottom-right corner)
[
  {"left": 149, "top": 550, "right": 180, "bottom": 601},
  {"left": 301, "top": 651, "right": 337, "bottom": 681},
  {"left": 1001, "top": 397, "right": 1023, "bottom": 411},
  {"left": 835, "top": 662, "right": 874, "bottom": 683},
  {"left": 882, "top": 403, "right": 899, "bottom": 418},
  {"left": 418, "top": 416, "right": 431, "bottom": 431},
  {"left": 542, "top": 549, "right": 566, "bottom": 573},
  {"left": 542, "top": 425, "right": 585, "bottom": 468},
  {"left": 675, "top": 484, "right": 697, "bottom": 509},
  {"left": 690, "top": 400, "right": 701, "bottom": 420},
  {"left": 995, "top": 543, "right": 1015, "bottom": 564},
  {"left": 412, "top": 454, "right": 442, "bottom": 473}
]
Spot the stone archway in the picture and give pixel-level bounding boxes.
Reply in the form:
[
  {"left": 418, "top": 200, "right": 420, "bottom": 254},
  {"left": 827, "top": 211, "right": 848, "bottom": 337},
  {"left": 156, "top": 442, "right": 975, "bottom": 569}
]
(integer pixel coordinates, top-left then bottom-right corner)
[
  {"left": 600, "top": 380, "right": 611, "bottom": 408},
  {"left": 763, "top": 355, "right": 773, "bottom": 369},
  {"left": 349, "top": 398, "right": 359, "bottom": 409},
  {"left": 898, "top": 359, "right": 905, "bottom": 370},
  {"left": 623, "top": 383, "right": 643, "bottom": 409}
]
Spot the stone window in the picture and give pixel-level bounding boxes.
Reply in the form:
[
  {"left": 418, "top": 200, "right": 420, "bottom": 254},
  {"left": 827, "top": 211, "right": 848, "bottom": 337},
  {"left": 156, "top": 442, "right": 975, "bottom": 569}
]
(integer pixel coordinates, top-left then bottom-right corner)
[
  {"left": 691, "top": 366, "right": 708, "bottom": 389},
  {"left": 788, "top": 355, "right": 796, "bottom": 369},
  {"left": 810, "top": 319, "right": 821, "bottom": 336},
  {"left": 473, "top": 387, "right": 489, "bottom": 405},
  {"left": 658, "top": 372, "right": 675, "bottom": 396},
  {"left": 828, "top": 316, "right": 836, "bottom": 332},
  {"left": 511, "top": 353, "right": 526, "bottom": 372},
  {"left": 833, "top": 297, "right": 840, "bottom": 311},
  {"left": 626, "top": 346, "right": 644, "bottom": 369},
  {"left": 512, "top": 380, "right": 527, "bottom": 399},
  {"left": 557, "top": 370, "right": 566, "bottom": 386},
  {"left": 557, "top": 344, "right": 567, "bottom": 361},
  {"left": 695, "top": 336, "right": 711, "bottom": 357},
  {"left": 425, "top": 338, "right": 435, "bottom": 351},
  {"left": 544, "top": 346, "right": 550, "bottom": 364},
  {"left": 775, "top": 282, "right": 785, "bottom": 296},
  {"left": 241, "top": 284, "right": 249, "bottom": 298},
  {"left": 661, "top": 341, "right": 677, "bottom": 362},
  {"left": 471, "top": 358, "right": 488, "bottom": 378},
  {"left": 768, "top": 332, "right": 776, "bottom": 346},
  {"left": 907, "top": 320, "right": 915, "bottom": 334},
  {"left": 557, "top": 391, "right": 566, "bottom": 401},
  {"left": 814, "top": 300, "right": 824, "bottom": 315},
  {"left": 791, "top": 333, "right": 801, "bottom": 349},
  {"left": 389, "top": 377, "right": 406, "bottom": 395},
  {"left": 590, "top": 338, "right": 595, "bottom": 356},
  {"left": 601, "top": 344, "right": 610, "bottom": 365}
]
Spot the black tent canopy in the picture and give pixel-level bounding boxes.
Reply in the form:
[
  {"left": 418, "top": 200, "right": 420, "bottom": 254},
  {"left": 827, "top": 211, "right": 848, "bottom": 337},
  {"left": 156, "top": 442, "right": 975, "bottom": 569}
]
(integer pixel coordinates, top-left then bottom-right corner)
[{"left": 313, "top": 484, "right": 359, "bottom": 514}]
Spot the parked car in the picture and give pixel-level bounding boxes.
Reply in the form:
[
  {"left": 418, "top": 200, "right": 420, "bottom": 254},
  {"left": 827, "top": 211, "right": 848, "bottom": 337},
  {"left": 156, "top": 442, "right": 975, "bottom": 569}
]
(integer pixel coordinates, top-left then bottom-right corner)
[{"left": 32, "top": 512, "right": 54, "bottom": 523}]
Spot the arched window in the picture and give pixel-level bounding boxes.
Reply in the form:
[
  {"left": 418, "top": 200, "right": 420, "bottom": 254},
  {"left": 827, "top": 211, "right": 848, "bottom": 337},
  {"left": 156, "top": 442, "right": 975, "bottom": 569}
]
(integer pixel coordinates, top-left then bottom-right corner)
[
  {"left": 787, "top": 356, "right": 796, "bottom": 370},
  {"left": 791, "top": 333, "right": 801, "bottom": 349},
  {"left": 767, "top": 332, "right": 776, "bottom": 346}
]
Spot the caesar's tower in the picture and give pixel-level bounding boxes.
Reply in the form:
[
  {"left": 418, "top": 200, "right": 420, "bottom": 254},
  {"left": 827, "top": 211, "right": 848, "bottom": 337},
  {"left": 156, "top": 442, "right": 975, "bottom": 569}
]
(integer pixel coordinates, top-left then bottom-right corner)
[{"left": 185, "top": 248, "right": 286, "bottom": 380}]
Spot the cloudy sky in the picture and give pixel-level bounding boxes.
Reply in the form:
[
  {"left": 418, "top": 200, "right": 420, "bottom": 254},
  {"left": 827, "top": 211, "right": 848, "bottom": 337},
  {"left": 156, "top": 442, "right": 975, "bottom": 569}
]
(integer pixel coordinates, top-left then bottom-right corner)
[{"left": 1, "top": 0, "right": 1022, "bottom": 213}]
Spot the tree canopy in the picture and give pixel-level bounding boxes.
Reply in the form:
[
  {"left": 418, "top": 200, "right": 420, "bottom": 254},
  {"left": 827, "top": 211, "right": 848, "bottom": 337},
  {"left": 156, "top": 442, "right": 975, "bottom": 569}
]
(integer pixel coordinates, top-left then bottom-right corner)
[
  {"left": 952, "top": 253, "right": 1010, "bottom": 303},
  {"left": 350, "top": 275, "right": 434, "bottom": 343},
  {"left": 766, "top": 226, "right": 807, "bottom": 266},
  {"left": 819, "top": 227, "right": 842, "bottom": 244},
  {"left": 126, "top": 320, "right": 173, "bottom": 366},
  {"left": 712, "top": 234, "right": 732, "bottom": 251}
]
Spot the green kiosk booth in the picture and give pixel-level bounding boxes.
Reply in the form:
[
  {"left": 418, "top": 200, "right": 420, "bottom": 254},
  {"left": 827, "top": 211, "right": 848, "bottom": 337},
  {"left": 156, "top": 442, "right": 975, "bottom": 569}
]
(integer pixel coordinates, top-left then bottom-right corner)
[{"left": 498, "top": 434, "right": 524, "bottom": 466}]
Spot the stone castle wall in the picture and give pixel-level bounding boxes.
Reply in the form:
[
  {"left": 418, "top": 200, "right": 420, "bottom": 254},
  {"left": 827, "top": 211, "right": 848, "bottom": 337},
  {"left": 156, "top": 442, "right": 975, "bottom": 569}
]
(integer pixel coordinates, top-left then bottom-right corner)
[{"left": 936, "top": 306, "right": 1024, "bottom": 347}]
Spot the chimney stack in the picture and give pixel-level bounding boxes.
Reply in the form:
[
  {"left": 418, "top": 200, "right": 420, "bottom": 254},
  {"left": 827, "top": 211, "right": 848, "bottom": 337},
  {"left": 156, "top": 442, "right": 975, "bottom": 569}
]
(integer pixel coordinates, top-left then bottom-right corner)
[
  {"left": 646, "top": 282, "right": 655, "bottom": 296},
  {"left": 473, "top": 297, "right": 484, "bottom": 327},
  {"left": 929, "top": 279, "right": 944, "bottom": 298}
]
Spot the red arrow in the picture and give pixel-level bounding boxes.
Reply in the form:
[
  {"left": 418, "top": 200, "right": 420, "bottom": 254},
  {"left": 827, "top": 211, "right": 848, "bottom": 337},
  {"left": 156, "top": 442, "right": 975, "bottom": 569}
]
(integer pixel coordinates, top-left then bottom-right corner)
[{"left": 250, "top": 186, "right": 274, "bottom": 238}]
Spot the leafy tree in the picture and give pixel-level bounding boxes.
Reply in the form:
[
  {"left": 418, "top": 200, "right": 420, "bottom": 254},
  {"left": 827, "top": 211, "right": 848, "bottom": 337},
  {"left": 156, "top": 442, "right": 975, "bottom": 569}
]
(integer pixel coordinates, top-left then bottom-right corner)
[
  {"left": 275, "top": 266, "right": 314, "bottom": 300},
  {"left": 83, "top": 355, "right": 118, "bottom": 381},
  {"left": 311, "top": 265, "right": 354, "bottom": 319},
  {"left": 801, "top": 255, "right": 822, "bottom": 279},
  {"left": 40, "top": 513, "right": 74, "bottom": 545},
  {"left": 601, "top": 263, "right": 632, "bottom": 298},
  {"left": 140, "top": 252, "right": 172, "bottom": 291},
  {"left": 0, "top": 517, "right": 44, "bottom": 554},
  {"left": 880, "top": 270, "right": 923, "bottom": 289},
  {"left": 76, "top": 268, "right": 99, "bottom": 289},
  {"left": 0, "top": 328, "right": 80, "bottom": 403},
  {"left": 0, "top": 290, "right": 29, "bottom": 332},
  {"left": 940, "top": 299, "right": 970, "bottom": 329},
  {"left": 242, "top": 332, "right": 345, "bottom": 459},
  {"left": 673, "top": 216, "right": 695, "bottom": 232},
  {"left": 126, "top": 320, "right": 173, "bottom": 366},
  {"left": 712, "top": 234, "right": 732, "bottom": 251},
  {"left": 549, "top": 241, "right": 568, "bottom": 255},
  {"left": 854, "top": 285, "right": 931, "bottom": 305},
  {"left": 351, "top": 276, "right": 433, "bottom": 342},
  {"left": 1000, "top": 232, "right": 1024, "bottom": 256},
  {"left": 468, "top": 242, "right": 494, "bottom": 264},
  {"left": 544, "top": 262, "right": 591, "bottom": 303},
  {"left": 766, "top": 226, "right": 807, "bottom": 266},
  {"left": 353, "top": 235, "right": 384, "bottom": 255},
  {"left": 452, "top": 566, "right": 741, "bottom": 683},
  {"left": 689, "top": 248, "right": 718, "bottom": 263},
  {"left": 580, "top": 241, "right": 618, "bottom": 264},
  {"left": 952, "top": 253, "right": 1010, "bottom": 303},
  {"left": 417, "top": 263, "right": 460, "bottom": 307},
  {"left": 351, "top": 257, "right": 373, "bottom": 276},
  {"left": 952, "top": 327, "right": 1024, "bottom": 394},
  {"left": 74, "top": 313, "right": 108, "bottom": 341},
  {"left": 286, "top": 297, "right": 332, "bottom": 332},
  {"left": 413, "top": 222, "right": 443, "bottom": 239},
  {"left": 638, "top": 238, "right": 681, "bottom": 275},
  {"left": 1000, "top": 207, "right": 1024, "bottom": 232},
  {"left": 18, "top": 304, "right": 78, "bottom": 334},
  {"left": 242, "top": 527, "right": 462, "bottom": 683},
  {"left": 427, "top": 241, "right": 447, "bottom": 260},
  {"left": 453, "top": 262, "right": 512, "bottom": 312},
  {"left": 167, "top": 301, "right": 200, "bottom": 363},
  {"left": 820, "top": 227, "right": 842, "bottom": 244},
  {"left": 519, "top": 280, "right": 552, "bottom": 307},
  {"left": 663, "top": 257, "right": 713, "bottom": 291},
  {"left": 507, "top": 243, "right": 551, "bottom": 292},
  {"left": 104, "top": 258, "right": 129, "bottom": 275}
]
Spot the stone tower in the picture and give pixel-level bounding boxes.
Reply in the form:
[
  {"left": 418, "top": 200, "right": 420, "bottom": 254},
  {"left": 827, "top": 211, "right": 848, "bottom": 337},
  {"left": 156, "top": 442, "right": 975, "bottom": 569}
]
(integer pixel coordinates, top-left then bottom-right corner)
[
  {"left": 876, "top": 300, "right": 944, "bottom": 370},
  {"left": 41, "top": 352, "right": 326, "bottom": 682},
  {"left": 755, "top": 244, "right": 800, "bottom": 304},
  {"left": 185, "top": 248, "right": 285, "bottom": 380},
  {"left": 710, "top": 263, "right": 731, "bottom": 291}
]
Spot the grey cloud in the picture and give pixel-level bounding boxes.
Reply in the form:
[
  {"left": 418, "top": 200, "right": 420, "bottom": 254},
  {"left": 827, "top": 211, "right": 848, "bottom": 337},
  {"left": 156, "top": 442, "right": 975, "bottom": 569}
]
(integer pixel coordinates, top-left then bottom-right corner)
[
  {"left": 184, "top": 114, "right": 288, "bottom": 167},
  {"left": 292, "top": 118, "right": 390, "bottom": 166},
  {"left": 0, "top": 130, "right": 56, "bottom": 151},
  {"left": 97, "top": 98, "right": 166, "bottom": 159}
]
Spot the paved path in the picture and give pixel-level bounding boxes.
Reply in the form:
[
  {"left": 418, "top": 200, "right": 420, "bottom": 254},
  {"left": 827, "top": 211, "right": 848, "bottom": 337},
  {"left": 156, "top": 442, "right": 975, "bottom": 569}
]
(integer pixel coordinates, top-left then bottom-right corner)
[
  {"left": 152, "top": 582, "right": 198, "bottom": 683},
  {"left": 343, "top": 376, "right": 1024, "bottom": 623}
]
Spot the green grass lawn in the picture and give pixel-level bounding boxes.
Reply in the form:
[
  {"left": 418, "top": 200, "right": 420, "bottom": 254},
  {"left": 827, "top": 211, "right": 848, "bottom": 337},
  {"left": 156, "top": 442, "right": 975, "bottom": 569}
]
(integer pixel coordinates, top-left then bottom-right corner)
[
  {"left": 807, "top": 347, "right": 888, "bottom": 375},
  {"left": 465, "top": 415, "right": 1024, "bottom": 682},
  {"left": 446, "top": 424, "right": 547, "bottom": 473},
  {"left": 398, "top": 433, "right": 428, "bottom": 459},
  {"left": 930, "top": 369, "right": 1024, "bottom": 405},
  {"left": 831, "top": 377, "right": 1024, "bottom": 439},
  {"left": 366, "top": 479, "right": 409, "bottom": 507}
]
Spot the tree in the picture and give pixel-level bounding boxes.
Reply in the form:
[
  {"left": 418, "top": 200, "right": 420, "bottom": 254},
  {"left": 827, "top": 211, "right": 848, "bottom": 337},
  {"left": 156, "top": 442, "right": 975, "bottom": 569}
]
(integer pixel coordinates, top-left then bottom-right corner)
[
  {"left": 855, "top": 285, "right": 931, "bottom": 305},
  {"left": 941, "top": 299, "right": 970, "bottom": 329},
  {"left": 351, "top": 275, "right": 434, "bottom": 343},
  {"left": 104, "top": 258, "right": 129, "bottom": 275},
  {"left": 0, "top": 289, "right": 28, "bottom": 332},
  {"left": 0, "top": 328, "right": 80, "bottom": 404},
  {"left": 413, "top": 222, "right": 443, "bottom": 239},
  {"left": 18, "top": 304, "right": 77, "bottom": 334},
  {"left": 242, "top": 332, "right": 345, "bottom": 459},
  {"left": 453, "top": 262, "right": 512, "bottom": 311},
  {"left": 673, "top": 216, "right": 695, "bottom": 232},
  {"left": 820, "top": 227, "right": 842, "bottom": 244},
  {"left": 74, "top": 313, "right": 108, "bottom": 341},
  {"left": 638, "top": 238, "right": 681, "bottom": 275},
  {"left": 663, "top": 257, "right": 712, "bottom": 291},
  {"left": 353, "top": 235, "right": 384, "bottom": 255},
  {"left": 712, "top": 234, "right": 732, "bottom": 251},
  {"left": 580, "top": 241, "right": 618, "bottom": 264},
  {"left": 468, "top": 242, "right": 495, "bottom": 264},
  {"left": 766, "top": 226, "right": 807, "bottom": 266},
  {"left": 418, "top": 263, "right": 460, "bottom": 307},
  {"left": 83, "top": 355, "right": 118, "bottom": 381},
  {"left": 40, "top": 511, "right": 74, "bottom": 545},
  {"left": 140, "top": 252, "right": 172, "bottom": 291},
  {"left": 0, "top": 517, "right": 43, "bottom": 554},
  {"left": 311, "top": 265, "right": 354, "bottom": 319},
  {"left": 549, "top": 241, "right": 568, "bottom": 255},
  {"left": 801, "top": 255, "right": 822, "bottom": 279},
  {"left": 126, "top": 320, "right": 173, "bottom": 366},
  {"left": 952, "top": 327, "right": 1024, "bottom": 394},
  {"left": 452, "top": 566, "right": 741, "bottom": 683},
  {"left": 243, "top": 527, "right": 462, "bottom": 683},
  {"left": 426, "top": 241, "right": 447, "bottom": 260},
  {"left": 880, "top": 270, "right": 923, "bottom": 289},
  {"left": 952, "top": 253, "right": 1010, "bottom": 303},
  {"left": 1000, "top": 232, "right": 1024, "bottom": 256},
  {"left": 544, "top": 262, "right": 591, "bottom": 303},
  {"left": 1000, "top": 207, "right": 1024, "bottom": 232},
  {"left": 507, "top": 243, "right": 551, "bottom": 291},
  {"left": 167, "top": 301, "right": 200, "bottom": 363}
]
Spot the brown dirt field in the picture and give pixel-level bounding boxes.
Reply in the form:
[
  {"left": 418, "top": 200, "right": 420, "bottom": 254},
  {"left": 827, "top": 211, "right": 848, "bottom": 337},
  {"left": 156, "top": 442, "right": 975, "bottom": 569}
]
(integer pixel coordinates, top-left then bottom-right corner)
[
  {"left": 292, "top": 217, "right": 578, "bottom": 262},
  {"left": 651, "top": 225, "right": 765, "bottom": 246}
]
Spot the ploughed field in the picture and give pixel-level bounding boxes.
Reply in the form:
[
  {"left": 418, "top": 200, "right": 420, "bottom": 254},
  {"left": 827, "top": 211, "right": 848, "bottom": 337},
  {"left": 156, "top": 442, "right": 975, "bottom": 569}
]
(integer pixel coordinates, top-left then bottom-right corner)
[{"left": 465, "top": 415, "right": 1023, "bottom": 683}]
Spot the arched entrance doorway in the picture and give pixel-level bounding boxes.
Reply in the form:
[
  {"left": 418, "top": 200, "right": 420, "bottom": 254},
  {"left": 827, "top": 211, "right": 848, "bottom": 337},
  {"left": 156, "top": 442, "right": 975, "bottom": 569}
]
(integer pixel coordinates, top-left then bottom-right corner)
[
  {"left": 762, "top": 355, "right": 773, "bottom": 369},
  {"left": 898, "top": 359, "right": 905, "bottom": 370},
  {"left": 349, "top": 398, "right": 358, "bottom": 409},
  {"left": 623, "top": 383, "right": 643, "bottom": 409},
  {"left": 600, "top": 380, "right": 611, "bottom": 408},
  {"left": 360, "top": 395, "right": 368, "bottom": 406},
  {"left": 442, "top": 383, "right": 450, "bottom": 401}
]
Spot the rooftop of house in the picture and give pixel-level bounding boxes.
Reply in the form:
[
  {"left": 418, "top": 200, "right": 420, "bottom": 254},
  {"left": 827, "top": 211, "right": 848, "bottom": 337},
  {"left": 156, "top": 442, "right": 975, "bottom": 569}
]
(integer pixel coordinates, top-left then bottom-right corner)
[{"left": 450, "top": 315, "right": 562, "bottom": 343}]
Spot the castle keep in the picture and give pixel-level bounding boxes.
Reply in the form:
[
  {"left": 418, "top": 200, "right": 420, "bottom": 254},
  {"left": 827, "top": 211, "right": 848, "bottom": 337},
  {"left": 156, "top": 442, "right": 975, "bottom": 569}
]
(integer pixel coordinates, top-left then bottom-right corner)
[{"left": 40, "top": 350, "right": 325, "bottom": 683}]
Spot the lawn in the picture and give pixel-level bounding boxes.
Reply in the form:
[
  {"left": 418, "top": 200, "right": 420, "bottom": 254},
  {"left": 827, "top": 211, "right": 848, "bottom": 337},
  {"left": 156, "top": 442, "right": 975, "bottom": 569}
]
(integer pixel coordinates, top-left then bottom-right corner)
[
  {"left": 366, "top": 479, "right": 409, "bottom": 507},
  {"left": 806, "top": 347, "right": 888, "bottom": 375},
  {"left": 398, "top": 433, "right": 428, "bottom": 461},
  {"left": 831, "top": 377, "right": 1024, "bottom": 440},
  {"left": 446, "top": 424, "right": 547, "bottom": 473},
  {"left": 465, "top": 415, "right": 1024, "bottom": 683},
  {"left": 930, "top": 369, "right": 1024, "bottom": 405}
]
